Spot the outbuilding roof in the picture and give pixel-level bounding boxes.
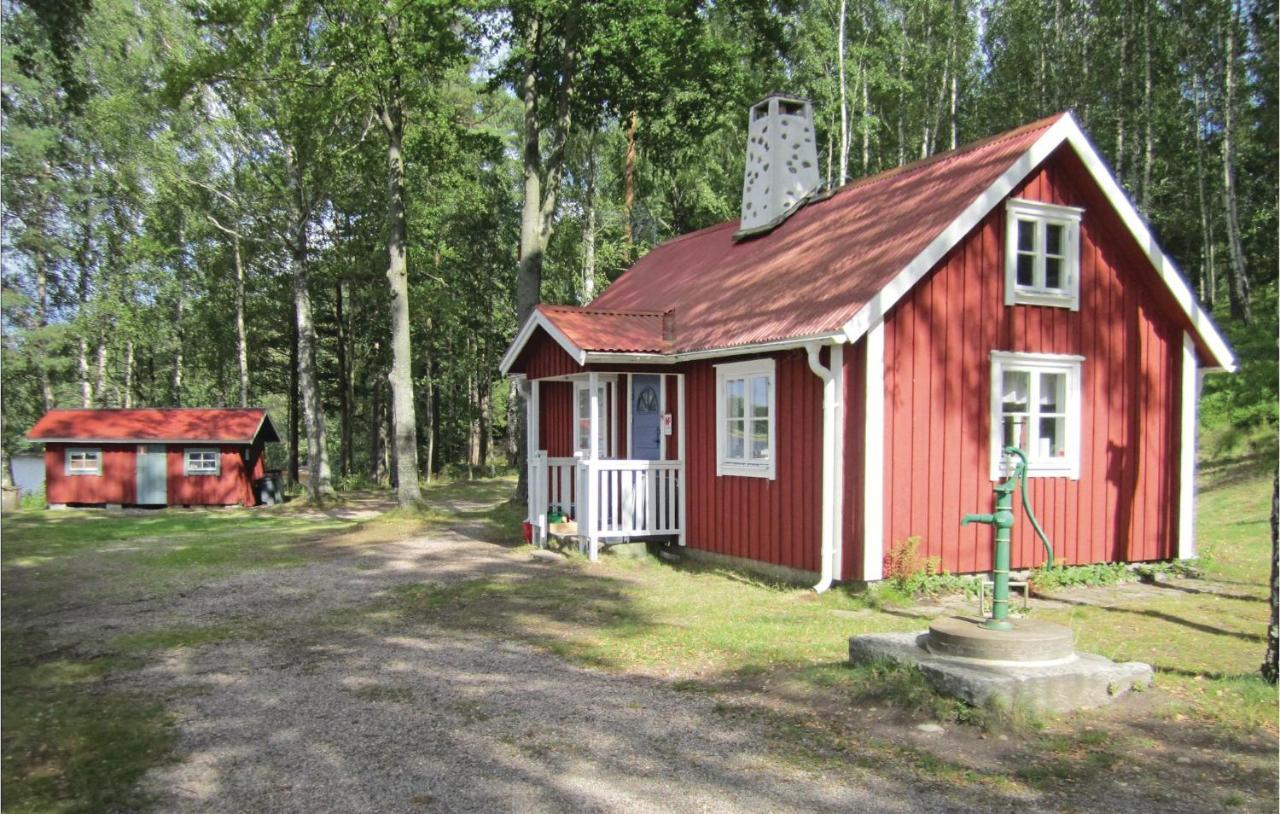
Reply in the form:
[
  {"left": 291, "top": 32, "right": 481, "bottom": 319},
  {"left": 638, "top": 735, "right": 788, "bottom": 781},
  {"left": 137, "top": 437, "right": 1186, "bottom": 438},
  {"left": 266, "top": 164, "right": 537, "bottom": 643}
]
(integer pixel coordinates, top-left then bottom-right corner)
[
  {"left": 27, "top": 408, "right": 280, "bottom": 445},
  {"left": 501, "top": 111, "right": 1234, "bottom": 374}
]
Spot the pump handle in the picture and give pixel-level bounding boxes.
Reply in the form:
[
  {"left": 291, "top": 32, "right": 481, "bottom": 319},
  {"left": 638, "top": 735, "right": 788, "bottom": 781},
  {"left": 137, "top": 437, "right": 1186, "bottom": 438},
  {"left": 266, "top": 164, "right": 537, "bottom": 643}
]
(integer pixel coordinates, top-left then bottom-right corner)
[{"left": 1002, "top": 446, "right": 1054, "bottom": 568}]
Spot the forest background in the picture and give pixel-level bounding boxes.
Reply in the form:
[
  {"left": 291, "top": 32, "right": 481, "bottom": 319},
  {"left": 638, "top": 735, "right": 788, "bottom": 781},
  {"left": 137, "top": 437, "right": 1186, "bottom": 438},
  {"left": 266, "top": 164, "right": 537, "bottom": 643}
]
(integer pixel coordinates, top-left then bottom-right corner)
[{"left": 2, "top": 0, "right": 1275, "bottom": 504}]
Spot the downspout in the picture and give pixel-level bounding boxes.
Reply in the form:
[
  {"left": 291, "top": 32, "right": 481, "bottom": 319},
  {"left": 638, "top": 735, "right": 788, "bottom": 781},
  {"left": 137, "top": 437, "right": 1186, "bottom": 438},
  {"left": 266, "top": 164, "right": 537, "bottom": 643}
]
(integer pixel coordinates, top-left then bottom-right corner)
[{"left": 805, "top": 341, "right": 843, "bottom": 593}]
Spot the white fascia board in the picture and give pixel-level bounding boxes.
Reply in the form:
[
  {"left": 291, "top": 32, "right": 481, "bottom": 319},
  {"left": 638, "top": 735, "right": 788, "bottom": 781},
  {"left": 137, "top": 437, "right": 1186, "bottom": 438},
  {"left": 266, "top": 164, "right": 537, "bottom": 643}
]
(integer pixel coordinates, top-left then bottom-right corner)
[
  {"left": 1057, "top": 122, "right": 1236, "bottom": 372},
  {"left": 498, "top": 311, "right": 588, "bottom": 376},
  {"left": 34, "top": 438, "right": 252, "bottom": 445},
  {"left": 673, "top": 333, "right": 847, "bottom": 362},
  {"left": 840, "top": 112, "right": 1236, "bottom": 373},
  {"left": 582, "top": 352, "right": 673, "bottom": 365}
]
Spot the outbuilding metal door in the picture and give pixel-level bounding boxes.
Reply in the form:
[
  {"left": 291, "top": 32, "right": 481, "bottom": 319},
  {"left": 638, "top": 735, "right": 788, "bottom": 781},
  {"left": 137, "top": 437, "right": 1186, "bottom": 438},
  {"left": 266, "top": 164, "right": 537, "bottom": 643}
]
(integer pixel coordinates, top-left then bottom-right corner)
[{"left": 136, "top": 445, "right": 167, "bottom": 505}]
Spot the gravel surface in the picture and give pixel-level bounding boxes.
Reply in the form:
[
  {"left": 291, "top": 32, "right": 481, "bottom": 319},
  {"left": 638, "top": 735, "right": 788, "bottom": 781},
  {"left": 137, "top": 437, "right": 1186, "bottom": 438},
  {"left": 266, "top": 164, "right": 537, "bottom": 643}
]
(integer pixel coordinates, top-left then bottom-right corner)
[{"left": 40, "top": 522, "right": 984, "bottom": 814}]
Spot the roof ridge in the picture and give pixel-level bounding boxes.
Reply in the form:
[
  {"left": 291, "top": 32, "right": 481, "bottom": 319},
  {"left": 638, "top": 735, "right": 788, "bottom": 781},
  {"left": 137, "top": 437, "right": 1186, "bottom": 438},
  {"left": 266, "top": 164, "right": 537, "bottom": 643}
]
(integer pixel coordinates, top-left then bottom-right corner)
[{"left": 543, "top": 304, "right": 666, "bottom": 318}]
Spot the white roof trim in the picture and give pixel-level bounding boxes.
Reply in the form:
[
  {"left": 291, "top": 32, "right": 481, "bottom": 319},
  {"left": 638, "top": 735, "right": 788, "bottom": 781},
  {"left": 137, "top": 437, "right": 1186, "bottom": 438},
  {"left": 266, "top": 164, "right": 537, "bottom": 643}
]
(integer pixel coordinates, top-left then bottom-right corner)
[
  {"left": 841, "top": 112, "right": 1236, "bottom": 372},
  {"left": 498, "top": 310, "right": 588, "bottom": 376},
  {"left": 34, "top": 438, "right": 256, "bottom": 445}
]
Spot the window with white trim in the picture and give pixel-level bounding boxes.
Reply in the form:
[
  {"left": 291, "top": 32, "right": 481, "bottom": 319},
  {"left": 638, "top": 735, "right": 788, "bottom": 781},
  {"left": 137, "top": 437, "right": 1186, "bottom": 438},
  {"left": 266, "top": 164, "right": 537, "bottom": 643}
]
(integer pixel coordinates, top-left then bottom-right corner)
[
  {"left": 65, "top": 447, "right": 102, "bottom": 475},
  {"left": 715, "top": 358, "right": 775, "bottom": 479},
  {"left": 184, "top": 448, "right": 221, "bottom": 476},
  {"left": 990, "top": 352, "right": 1083, "bottom": 479},
  {"left": 1005, "top": 199, "right": 1083, "bottom": 309},
  {"left": 573, "top": 380, "right": 610, "bottom": 456}
]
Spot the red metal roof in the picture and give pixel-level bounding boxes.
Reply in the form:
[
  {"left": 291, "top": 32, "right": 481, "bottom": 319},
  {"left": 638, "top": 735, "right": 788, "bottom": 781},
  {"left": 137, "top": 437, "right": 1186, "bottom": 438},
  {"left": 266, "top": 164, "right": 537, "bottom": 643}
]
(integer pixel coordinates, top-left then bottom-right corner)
[
  {"left": 555, "top": 114, "right": 1063, "bottom": 354},
  {"left": 536, "top": 304, "right": 668, "bottom": 353},
  {"left": 27, "top": 408, "right": 280, "bottom": 444}
]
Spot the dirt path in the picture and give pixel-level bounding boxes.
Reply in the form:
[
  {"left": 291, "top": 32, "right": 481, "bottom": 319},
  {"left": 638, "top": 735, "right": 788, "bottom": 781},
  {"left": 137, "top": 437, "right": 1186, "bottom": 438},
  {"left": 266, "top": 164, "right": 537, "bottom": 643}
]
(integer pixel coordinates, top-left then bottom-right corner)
[{"left": 19, "top": 507, "right": 1006, "bottom": 814}]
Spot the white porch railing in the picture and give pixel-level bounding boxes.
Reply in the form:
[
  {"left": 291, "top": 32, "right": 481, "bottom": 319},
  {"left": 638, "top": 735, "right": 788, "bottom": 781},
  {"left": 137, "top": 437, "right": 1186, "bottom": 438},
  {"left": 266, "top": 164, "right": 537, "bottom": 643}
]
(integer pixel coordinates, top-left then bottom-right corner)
[{"left": 529, "top": 454, "right": 684, "bottom": 560}]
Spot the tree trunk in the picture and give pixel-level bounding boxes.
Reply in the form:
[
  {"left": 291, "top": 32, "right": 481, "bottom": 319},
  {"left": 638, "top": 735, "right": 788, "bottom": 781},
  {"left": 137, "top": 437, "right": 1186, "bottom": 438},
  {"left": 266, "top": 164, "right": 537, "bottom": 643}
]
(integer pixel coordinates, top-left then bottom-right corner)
[
  {"left": 422, "top": 336, "right": 435, "bottom": 483},
  {"left": 1220, "top": 5, "right": 1252, "bottom": 324},
  {"left": 861, "top": 67, "right": 870, "bottom": 172},
  {"left": 583, "top": 130, "right": 597, "bottom": 303},
  {"left": 1116, "top": 0, "right": 1128, "bottom": 182},
  {"left": 1264, "top": 470, "right": 1278, "bottom": 684},
  {"left": 380, "top": 88, "right": 421, "bottom": 504},
  {"left": 288, "top": 316, "right": 300, "bottom": 486},
  {"left": 369, "top": 370, "right": 387, "bottom": 484},
  {"left": 234, "top": 233, "right": 250, "bottom": 407},
  {"left": 334, "top": 280, "right": 352, "bottom": 477},
  {"left": 479, "top": 379, "right": 492, "bottom": 477},
  {"left": 78, "top": 337, "right": 92, "bottom": 407},
  {"left": 123, "top": 340, "right": 134, "bottom": 408},
  {"left": 837, "top": 0, "right": 849, "bottom": 185},
  {"left": 34, "top": 248, "right": 53, "bottom": 410},
  {"left": 95, "top": 338, "right": 107, "bottom": 406},
  {"left": 624, "top": 109, "right": 637, "bottom": 250},
  {"left": 1140, "top": 0, "right": 1153, "bottom": 211},
  {"left": 1192, "top": 76, "right": 1215, "bottom": 308}
]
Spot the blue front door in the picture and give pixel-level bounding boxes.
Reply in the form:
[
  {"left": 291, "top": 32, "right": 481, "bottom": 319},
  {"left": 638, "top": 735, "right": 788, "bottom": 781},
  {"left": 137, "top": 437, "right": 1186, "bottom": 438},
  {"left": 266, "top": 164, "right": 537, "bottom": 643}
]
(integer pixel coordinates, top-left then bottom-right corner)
[
  {"left": 136, "top": 445, "right": 167, "bottom": 505},
  {"left": 630, "top": 375, "right": 662, "bottom": 460}
]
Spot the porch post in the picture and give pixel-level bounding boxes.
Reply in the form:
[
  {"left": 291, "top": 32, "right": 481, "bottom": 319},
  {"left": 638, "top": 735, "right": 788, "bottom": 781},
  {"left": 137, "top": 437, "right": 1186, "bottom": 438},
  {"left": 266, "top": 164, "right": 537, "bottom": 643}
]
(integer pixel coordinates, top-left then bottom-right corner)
[
  {"left": 677, "top": 373, "right": 687, "bottom": 547},
  {"left": 587, "top": 371, "right": 601, "bottom": 561},
  {"left": 530, "top": 379, "right": 547, "bottom": 546}
]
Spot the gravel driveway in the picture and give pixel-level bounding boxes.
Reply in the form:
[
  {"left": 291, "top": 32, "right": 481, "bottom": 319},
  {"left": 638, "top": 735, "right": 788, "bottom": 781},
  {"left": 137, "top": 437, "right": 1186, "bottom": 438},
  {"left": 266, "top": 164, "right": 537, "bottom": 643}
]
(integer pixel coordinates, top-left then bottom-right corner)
[{"left": 48, "top": 522, "right": 998, "bottom": 814}]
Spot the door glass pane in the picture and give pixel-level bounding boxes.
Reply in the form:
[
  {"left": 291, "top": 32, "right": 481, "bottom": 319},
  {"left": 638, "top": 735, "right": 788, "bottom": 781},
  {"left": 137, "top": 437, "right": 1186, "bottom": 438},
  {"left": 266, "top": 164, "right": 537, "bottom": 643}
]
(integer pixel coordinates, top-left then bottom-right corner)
[
  {"left": 750, "top": 376, "right": 769, "bottom": 418},
  {"left": 576, "top": 388, "right": 590, "bottom": 450},
  {"left": 726, "top": 378, "right": 745, "bottom": 418},
  {"left": 750, "top": 419, "right": 769, "bottom": 460},
  {"left": 727, "top": 419, "right": 745, "bottom": 459}
]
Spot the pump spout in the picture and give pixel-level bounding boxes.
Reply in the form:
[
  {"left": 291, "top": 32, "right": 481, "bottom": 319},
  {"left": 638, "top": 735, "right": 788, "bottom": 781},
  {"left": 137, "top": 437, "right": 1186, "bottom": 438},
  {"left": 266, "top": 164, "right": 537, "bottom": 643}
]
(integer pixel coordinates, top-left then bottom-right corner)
[{"left": 962, "top": 513, "right": 995, "bottom": 527}]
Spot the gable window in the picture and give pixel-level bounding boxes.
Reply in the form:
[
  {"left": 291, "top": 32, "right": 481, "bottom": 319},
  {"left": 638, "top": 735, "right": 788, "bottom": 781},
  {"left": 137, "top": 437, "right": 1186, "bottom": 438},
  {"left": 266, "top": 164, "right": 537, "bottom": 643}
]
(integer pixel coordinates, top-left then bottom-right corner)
[
  {"left": 990, "top": 352, "right": 1083, "bottom": 479},
  {"left": 715, "top": 358, "right": 775, "bottom": 479},
  {"left": 185, "top": 448, "right": 221, "bottom": 476},
  {"left": 65, "top": 448, "right": 102, "bottom": 476},
  {"left": 1005, "top": 199, "right": 1083, "bottom": 310},
  {"left": 574, "top": 379, "right": 611, "bottom": 456}
]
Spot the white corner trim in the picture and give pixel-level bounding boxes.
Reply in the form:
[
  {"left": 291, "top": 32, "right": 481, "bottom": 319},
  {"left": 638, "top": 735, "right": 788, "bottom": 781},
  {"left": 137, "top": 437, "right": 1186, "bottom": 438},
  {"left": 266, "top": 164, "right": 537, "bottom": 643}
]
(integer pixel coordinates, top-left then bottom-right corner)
[
  {"left": 840, "top": 113, "right": 1236, "bottom": 373},
  {"left": 498, "top": 310, "right": 588, "bottom": 376},
  {"left": 863, "top": 321, "right": 885, "bottom": 581},
  {"left": 1178, "top": 332, "right": 1199, "bottom": 560}
]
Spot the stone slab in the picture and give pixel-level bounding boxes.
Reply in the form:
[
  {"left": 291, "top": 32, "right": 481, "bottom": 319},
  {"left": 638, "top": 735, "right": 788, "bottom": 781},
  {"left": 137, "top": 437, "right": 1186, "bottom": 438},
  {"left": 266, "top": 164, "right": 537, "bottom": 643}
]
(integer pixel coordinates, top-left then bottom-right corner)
[{"left": 849, "top": 632, "right": 1154, "bottom": 714}]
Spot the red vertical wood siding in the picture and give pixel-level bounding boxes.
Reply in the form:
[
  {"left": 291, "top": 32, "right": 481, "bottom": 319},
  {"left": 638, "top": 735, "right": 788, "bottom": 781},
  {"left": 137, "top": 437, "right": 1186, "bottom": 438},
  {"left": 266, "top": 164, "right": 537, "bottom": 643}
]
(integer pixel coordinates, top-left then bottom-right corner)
[
  {"left": 44, "top": 444, "right": 136, "bottom": 505},
  {"left": 166, "top": 445, "right": 252, "bottom": 506},
  {"left": 683, "top": 350, "right": 823, "bottom": 572},
  {"left": 521, "top": 330, "right": 582, "bottom": 379},
  {"left": 874, "top": 146, "right": 1188, "bottom": 574},
  {"left": 840, "top": 339, "right": 867, "bottom": 580}
]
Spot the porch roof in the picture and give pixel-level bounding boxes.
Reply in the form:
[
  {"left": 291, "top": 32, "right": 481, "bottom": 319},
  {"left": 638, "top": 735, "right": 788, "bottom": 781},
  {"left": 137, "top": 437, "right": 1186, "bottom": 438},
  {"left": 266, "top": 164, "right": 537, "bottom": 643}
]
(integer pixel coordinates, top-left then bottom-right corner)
[{"left": 536, "top": 304, "right": 668, "bottom": 354}]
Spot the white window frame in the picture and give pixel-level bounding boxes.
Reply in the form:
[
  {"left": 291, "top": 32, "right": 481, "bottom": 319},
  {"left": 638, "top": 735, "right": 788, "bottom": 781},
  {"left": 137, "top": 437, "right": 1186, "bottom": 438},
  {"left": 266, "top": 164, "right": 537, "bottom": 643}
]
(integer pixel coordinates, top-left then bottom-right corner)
[
  {"left": 1005, "top": 198, "right": 1083, "bottom": 310},
  {"left": 990, "top": 351, "right": 1083, "bottom": 480},
  {"left": 184, "top": 447, "right": 221, "bottom": 476},
  {"left": 65, "top": 447, "right": 102, "bottom": 476},
  {"left": 573, "top": 377, "right": 614, "bottom": 457},
  {"left": 715, "top": 358, "right": 776, "bottom": 479}
]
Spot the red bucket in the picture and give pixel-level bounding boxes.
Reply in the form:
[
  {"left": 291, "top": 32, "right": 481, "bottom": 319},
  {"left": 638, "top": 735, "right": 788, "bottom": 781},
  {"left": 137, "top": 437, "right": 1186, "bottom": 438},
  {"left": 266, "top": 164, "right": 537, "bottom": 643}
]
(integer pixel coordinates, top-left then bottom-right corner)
[{"left": 521, "top": 521, "right": 533, "bottom": 543}]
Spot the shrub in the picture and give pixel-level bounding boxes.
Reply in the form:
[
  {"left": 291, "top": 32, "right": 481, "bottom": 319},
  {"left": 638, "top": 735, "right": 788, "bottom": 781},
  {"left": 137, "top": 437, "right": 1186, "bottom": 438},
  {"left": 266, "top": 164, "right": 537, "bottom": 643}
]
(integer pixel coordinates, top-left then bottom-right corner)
[
  {"left": 883, "top": 536, "right": 981, "bottom": 598},
  {"left": 1028, "top": 561, "right": 1131, "bottom": 591}
]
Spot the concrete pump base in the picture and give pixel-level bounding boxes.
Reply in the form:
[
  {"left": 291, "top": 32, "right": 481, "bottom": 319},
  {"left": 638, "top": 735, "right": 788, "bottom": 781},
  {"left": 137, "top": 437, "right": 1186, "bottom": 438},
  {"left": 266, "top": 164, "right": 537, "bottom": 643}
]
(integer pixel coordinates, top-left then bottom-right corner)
[{"left": 849, "top": 631, "right": 1153, "bottom": 714}]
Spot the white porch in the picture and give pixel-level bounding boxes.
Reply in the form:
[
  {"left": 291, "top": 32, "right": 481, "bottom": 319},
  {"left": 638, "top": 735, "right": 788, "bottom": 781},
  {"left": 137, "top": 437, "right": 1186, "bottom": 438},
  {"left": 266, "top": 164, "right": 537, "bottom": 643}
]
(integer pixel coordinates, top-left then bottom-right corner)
[{"left": 523, "top": 371, "right": 686, "bottom": 560}]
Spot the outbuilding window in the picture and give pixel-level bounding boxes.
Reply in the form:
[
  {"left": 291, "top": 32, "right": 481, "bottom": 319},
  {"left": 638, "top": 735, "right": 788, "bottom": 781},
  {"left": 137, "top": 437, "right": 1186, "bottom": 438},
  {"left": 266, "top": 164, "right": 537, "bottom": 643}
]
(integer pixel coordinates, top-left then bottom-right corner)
[
  {"left": 990, "top": 352, "right": 1083, "bottom": 480},
  {"left": 184, "top": 448, "right": 220, "bottom": 476},
  {"left": 1005, "top": 199, "right": 1083, "bottom": 310},
  {"left": 715, "top": 358, "right": 775, "bottom": 479},
  {"left": 573, "top": 379, "right": 612, "bottom": 456},
  {"left": 65, "top": 448, "right": 102, "bottom": 476}
]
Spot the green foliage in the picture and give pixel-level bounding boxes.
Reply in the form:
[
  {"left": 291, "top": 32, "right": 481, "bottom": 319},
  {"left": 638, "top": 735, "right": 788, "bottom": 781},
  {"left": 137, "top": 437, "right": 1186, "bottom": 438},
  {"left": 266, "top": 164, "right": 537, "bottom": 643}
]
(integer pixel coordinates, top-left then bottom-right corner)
[
  {"left": 1028, "top": 561, "right": 1132, "bottom": 592},
  {"left": 883, "top": 536, "right": 981, "bottom": 597}
]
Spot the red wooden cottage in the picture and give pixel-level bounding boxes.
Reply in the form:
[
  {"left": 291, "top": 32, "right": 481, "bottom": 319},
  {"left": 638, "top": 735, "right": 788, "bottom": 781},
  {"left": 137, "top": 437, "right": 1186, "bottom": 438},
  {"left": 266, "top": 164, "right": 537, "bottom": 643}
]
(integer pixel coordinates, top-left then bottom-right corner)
[
  {"left": 500, "top": 98, "right": 1235, "bottom": 587},
  {"left": 26, "top": 408, "right": 280, "bottom": 508}
]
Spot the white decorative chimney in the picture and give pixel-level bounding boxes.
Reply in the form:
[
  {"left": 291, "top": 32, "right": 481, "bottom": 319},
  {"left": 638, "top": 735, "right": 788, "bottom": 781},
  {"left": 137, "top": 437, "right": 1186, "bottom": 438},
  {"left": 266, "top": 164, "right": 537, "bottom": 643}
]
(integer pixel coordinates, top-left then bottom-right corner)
[{"left": 737, "top": 94, "right": 821, "bottom": 238}]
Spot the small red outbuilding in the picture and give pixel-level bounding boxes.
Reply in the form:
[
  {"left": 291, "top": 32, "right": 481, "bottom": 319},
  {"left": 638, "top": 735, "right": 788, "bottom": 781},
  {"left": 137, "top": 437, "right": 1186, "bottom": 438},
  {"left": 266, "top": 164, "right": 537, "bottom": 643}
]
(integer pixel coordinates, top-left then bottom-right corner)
[{"left": 26, "top": 408, "right": 280, "bottom": 508}]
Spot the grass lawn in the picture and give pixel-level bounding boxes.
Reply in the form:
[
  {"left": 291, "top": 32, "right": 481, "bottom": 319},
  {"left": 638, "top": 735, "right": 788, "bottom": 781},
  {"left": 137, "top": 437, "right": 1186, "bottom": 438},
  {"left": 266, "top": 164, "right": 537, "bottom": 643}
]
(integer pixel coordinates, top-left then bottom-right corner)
[{"left": 2, "top": 455, "right": 1275, "bottom": 812}]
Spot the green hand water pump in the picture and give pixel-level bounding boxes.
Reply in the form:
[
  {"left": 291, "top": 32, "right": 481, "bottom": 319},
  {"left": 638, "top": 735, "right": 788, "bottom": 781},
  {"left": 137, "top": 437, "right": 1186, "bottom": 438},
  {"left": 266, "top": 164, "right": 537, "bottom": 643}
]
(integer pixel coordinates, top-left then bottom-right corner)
[{"left": 962, "top": 446, "right": 1053, "bottom": 631}]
